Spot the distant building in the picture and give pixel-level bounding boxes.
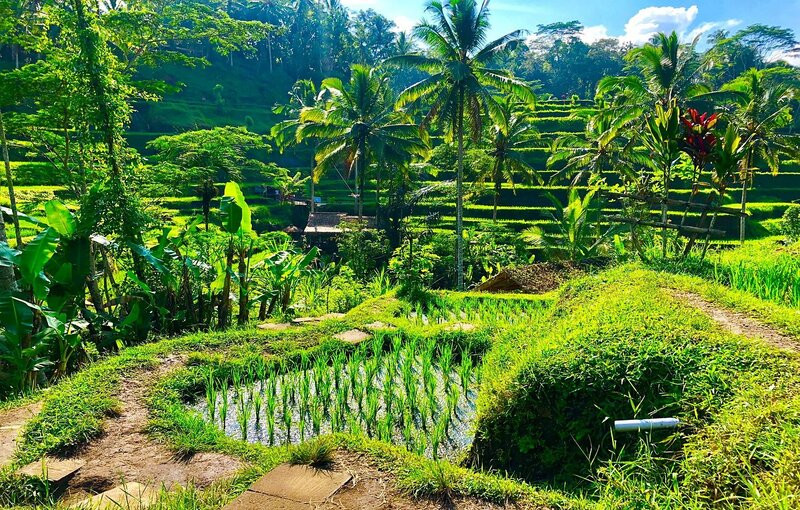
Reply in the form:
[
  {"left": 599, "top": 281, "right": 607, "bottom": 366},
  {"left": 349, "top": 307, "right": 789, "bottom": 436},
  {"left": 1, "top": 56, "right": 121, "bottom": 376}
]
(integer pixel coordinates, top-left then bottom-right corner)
[{"left": 304, "top": 212, "right": 376, "bottom": 236}]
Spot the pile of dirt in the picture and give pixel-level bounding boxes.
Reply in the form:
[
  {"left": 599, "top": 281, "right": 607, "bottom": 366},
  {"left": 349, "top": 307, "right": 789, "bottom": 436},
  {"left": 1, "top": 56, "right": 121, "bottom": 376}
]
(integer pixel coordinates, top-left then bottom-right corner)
[{"left": 476, "top": 262, "right": 587, "bottom": 294}]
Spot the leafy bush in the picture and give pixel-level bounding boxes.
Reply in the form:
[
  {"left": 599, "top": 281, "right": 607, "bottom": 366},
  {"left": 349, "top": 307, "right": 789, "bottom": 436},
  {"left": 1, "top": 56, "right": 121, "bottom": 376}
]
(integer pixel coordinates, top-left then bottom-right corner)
[
  {"left": 389, "top": 240, "right": 439, "bottom": 301},
  {"left": 336, "top": 220, "right": 390, "bottom": 281},
  {"left": 782, "top": 204, "right": 800, "bottom": 242}
]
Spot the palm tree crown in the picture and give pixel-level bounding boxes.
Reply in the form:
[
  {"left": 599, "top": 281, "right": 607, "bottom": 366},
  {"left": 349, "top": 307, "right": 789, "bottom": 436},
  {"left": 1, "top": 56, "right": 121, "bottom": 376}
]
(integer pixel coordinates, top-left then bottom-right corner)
[
  {"left": 297, "top": 64, "right": 429, "bottom": 219},
  {"left": 479, "top": 97, "right": 542, "bottom": 220}
]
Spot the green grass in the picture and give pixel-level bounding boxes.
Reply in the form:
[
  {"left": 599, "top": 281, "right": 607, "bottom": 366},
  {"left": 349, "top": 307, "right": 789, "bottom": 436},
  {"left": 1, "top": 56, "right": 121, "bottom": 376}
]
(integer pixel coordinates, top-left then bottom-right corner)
[{"left": 471, "top": 265, "right": 800, "bottom": 508}]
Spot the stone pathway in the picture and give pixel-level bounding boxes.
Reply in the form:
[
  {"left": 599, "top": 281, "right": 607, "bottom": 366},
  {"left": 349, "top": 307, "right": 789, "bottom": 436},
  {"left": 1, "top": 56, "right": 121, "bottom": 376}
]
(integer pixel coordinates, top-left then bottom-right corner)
[
  {"left": 70, "top": 482, "right": 158, "bottom": 510},
  {"left": 671, "top": 289, "right": 800, "bottom": 352},
  {"left": 224, "top": 463, "right": 352, "bottom": 509},
  {"left": 291, "top": 313, "right": 346, "bottom": 325},
  {"left": 258, "top": 323, "right": 292, "bottom": 331},
  {"left": 0, "top": 402, "right": 42, "bottom": 467},
  {"left": 63, "top": 357, "right": 240, "bottom": 501},
  {"left": 334, "top": 329, "right": 371, "bottom": 345}
]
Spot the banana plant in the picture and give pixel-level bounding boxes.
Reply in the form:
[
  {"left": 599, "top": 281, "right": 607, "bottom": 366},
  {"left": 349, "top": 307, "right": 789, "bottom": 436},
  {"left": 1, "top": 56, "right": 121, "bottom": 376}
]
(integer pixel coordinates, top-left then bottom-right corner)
[
  {"left": 0, "top": 201, "right": 89, "bottom": 393},
  {"left": 252, "top": 241, "right": 319, "bottom": 318},
  {"left": 216, "top": 182, "right": 254, "bottom": 328},
  {"left": 641, "top": 100, "right": 683, "bottom": 257}
]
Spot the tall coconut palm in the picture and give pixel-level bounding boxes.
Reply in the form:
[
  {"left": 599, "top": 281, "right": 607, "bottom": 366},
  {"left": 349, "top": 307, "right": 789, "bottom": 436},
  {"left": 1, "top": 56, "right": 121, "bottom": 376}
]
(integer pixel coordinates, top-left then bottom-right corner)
[
  {"left": 272, "top": 79, "right": 322, "bottom": 212},
  {"left": 387, "top": 0, "right": 534, "bottom": 289},
  {"left": 596, "top": 33, "right": 706, "bottom": 258},
  {"left": 478, "top": 97, "right": 542, "bottom": 221},
  {"left": 693, "top": 69, "right": 800, "bottom": 243},
  {"left": 297, "top": 64, "right": 429, "bottom": 220}
]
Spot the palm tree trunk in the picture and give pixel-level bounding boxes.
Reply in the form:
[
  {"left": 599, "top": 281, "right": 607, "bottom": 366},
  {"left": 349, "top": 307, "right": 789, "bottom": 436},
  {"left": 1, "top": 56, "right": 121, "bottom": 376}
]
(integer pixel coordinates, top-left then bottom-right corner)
[
  {"left": 375, "top": 165, "right": 382, "bottom": 227},
  {"left": 739, "top": 153, "right": 752, "bottom": 245},
  {"left": 267, "top": 36, "right": 273, "bottom": 74},
  {"left": 739, "top": 183, "right": 747, "bottom": 245},
  {"left": 661, "top": 165, "right": 669, "bottom": 258},
  {"left": 0, "top": 212, "right": 15, "bottom": 292},
  {"left": 493, "top": 171, "right": 501, "bottom": 222},
  {"left": 357, "top": 141, "right": 365, "bottom": 221},
  {"left": 456, "top": 89, "right": 465, "bottom": 290},
  {"left": 0, "top": 108, "right": 22, "bottom": 247}
]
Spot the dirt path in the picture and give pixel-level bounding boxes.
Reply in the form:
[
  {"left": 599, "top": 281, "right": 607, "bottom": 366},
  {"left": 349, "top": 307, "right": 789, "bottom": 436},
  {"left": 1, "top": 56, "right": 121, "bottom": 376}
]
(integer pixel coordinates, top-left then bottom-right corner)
[
  {"left": 63, "top": 355, "right": 242, "bottom": 502},
  {"left": 0, "top": 402, "right": 42, "bottom": 468},
  {"left": 671, "top": 289, "right": 800, "bottom": 352}
]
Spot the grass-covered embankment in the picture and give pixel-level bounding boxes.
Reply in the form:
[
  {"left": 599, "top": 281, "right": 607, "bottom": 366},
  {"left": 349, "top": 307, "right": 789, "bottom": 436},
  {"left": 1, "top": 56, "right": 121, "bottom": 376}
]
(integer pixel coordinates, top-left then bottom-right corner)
[{"left": 471, "top": 266, "right": 800, "bottom": 508}]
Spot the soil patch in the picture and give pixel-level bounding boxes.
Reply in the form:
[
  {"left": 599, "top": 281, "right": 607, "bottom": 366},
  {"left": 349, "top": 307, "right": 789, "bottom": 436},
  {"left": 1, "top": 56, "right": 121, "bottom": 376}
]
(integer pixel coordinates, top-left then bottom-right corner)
[
  {"left": 0, "top": 402, "right": 42, "bottom": 467},
  {"left": 322, "top": 450, "right": 512, "bottom": 510},
  {"left": 672, "top": 289, "right": 800, "bottom": 352},
  {"left": 62, "top": 355, "right": 241, "bottom": 502},
  {"left": 476, "top": 262, "right": 587, "bottom": 294}
]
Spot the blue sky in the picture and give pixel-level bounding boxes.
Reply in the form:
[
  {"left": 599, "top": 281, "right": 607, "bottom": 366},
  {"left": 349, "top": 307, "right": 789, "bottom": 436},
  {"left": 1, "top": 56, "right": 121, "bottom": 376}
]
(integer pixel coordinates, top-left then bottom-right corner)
[{"left": 341, "top": 0, "right": 800, "bottom": 62}]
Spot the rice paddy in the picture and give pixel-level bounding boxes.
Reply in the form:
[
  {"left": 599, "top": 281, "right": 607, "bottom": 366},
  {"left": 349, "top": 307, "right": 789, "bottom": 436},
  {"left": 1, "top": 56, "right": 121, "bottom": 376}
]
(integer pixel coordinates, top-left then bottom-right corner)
[{"left": 193, "top": 332, "right": 484, "bottom": 459}]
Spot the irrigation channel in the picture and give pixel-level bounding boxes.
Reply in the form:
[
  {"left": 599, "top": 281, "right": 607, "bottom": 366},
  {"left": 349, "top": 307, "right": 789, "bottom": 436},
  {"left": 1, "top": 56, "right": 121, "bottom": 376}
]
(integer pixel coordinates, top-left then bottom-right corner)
[{"left": 192, "top": 333, "right": 484, "bottom": 460}]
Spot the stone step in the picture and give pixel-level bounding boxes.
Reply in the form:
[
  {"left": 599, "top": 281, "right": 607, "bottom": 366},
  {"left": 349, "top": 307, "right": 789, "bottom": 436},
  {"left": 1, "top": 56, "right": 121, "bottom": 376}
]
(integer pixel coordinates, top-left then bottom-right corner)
[
  {"left": 223, "top": 463, "right": 352, "bottom": 509},
  {"left": 258, "top": 323, "right": 291, "bottom": 331},
  {"left": 0, "top": 402, "right": 42, "bottom": 468},
  {"left": 333, "top": 329, "right": 371, "bottom": 345},
  {"left": 364, "top": 321, "right": 396, "bottom": 331},
  {"left": 70, "top": 482, "right": 157, "bottom": 510},
  {"left": 18, "top": 458, "right": 84, "bottom": 484},
  {"left": 291, "top": 313, "right": 346, "bottom": 325}
]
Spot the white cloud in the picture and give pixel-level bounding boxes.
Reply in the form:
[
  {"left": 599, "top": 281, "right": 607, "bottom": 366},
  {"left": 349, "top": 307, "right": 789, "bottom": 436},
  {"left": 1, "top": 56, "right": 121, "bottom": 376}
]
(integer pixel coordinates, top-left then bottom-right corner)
[
  {"left": 575, "top": 6, "right": 741, "bottom": 47},
  {"left": 767, "top": 50, "right": 800, "bottom": 67},
  {"left": 392, "top": 15, "right": 416, "bottom": 34},
  {"left": 579, "top": 25, "right": 611, "bottom": 44},
  {"left": 621, "top": 5, "right": 699, "bottom": 44}
]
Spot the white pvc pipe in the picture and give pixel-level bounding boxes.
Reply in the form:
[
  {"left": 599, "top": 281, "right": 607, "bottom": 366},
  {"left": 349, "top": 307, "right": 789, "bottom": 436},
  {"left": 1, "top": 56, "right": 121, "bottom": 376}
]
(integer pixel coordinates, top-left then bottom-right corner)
[{"left": 614, "top": 418, "right": 680, "bottom": 432}]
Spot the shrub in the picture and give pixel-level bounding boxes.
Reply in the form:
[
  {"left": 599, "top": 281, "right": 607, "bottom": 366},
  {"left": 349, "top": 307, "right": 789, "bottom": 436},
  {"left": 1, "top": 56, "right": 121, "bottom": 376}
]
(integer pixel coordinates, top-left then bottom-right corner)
[
  {"left": 336, "top": 220, "right": 390, "bottom": 281},
  {"left": 782, "top": 204, "right": 800, "bottom": 242},
  {"left": 389, "top": 240, "right": 439, "bottom": 301}
]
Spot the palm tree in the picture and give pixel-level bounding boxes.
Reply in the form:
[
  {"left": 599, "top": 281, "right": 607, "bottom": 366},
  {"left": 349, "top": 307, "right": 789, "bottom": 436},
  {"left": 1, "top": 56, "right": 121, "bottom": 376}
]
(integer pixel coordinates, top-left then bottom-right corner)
[
  {"left": 272, "top": 79, "right": 321, "bottom": 212},
  {"left": 297, "top": 64, "right": 428, "bottom": 221},
  {"left": 596, "top": 33, "right": 706, "bottom": 258},
  {"left": 598, "top": 32, "right": 704, "bottom": 110},
  {"left": 387, "top": 0, "right": 534, "bottom": 289},
  {"left": 478, "top": 97, "right": 542, "bottom": 221},
  {"left": 693, "top": 69, "right": 800, "bottom": 243},
  {"left": 548, "top": 109, "right": 647, "bottom": 186}
]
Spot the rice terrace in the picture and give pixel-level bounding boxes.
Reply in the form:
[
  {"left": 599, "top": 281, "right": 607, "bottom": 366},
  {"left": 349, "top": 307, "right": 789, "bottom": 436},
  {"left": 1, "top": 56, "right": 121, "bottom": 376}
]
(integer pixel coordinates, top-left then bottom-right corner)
[{"left": 2, "top": 0, "right": 800, "bottom": 508}]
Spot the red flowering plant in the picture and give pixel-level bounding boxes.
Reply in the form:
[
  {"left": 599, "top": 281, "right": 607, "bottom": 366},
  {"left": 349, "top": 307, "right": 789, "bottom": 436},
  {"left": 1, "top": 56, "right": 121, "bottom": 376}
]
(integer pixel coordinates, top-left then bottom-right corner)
[{"left": 680, "top": 109, "right": 719, "bottom": 182}]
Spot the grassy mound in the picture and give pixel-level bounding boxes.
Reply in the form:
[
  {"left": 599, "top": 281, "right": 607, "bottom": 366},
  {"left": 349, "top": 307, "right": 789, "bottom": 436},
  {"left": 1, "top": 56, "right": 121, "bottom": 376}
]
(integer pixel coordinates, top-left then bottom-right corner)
[{"left": 470, "top": 266, "right": 800, "bottom": 506}]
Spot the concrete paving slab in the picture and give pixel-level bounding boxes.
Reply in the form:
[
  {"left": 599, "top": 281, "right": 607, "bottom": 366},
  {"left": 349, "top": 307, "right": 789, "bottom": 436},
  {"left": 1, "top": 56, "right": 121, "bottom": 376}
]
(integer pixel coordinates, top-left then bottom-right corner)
[
  {"left": 258, "top": 323, "right": 292, "bottom": 331},
  {"left": 70, "top": 482, "right": 157, "bottom": 510},
  {"left": 291, "top": 313, "right": 345, "bottom": 325},
  {"left": 223, "top": 490, "right": 310, "bottom": 510},
  {"left": 249, "top": 463, "right": 352, "bottom": 504},
  {"left": 19, "top": 458, "right": 84, "bottom": 483},
  {"left": 364, "top": 321, "right": 396, "bottom": 331},
  {"left": 0, "top": 403, "right": 41, "bottom": 467},
  {"left": 333, "top": 329, "right": 371, "bottom": 344}
]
